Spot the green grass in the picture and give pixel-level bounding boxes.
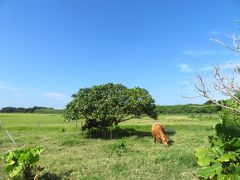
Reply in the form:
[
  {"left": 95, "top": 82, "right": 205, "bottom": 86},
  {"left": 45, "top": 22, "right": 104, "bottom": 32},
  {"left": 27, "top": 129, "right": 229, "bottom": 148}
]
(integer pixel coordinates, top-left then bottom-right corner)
[{"left": 0, "top": 113, "right": 220, "bottom": 179}]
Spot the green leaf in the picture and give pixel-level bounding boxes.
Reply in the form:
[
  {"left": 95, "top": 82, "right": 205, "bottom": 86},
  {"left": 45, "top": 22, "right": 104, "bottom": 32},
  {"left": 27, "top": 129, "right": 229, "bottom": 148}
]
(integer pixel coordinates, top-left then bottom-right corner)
[
  {"left": 197, "top": 163, "right": 222, "bottom": 179},
  {"left": 3, "top": 146, "right": 44, "bottom": 178},
  {"left": 5, "top": 151, "right": 14, "bottom": 163},
  {"left": 9, "top": 166, "right": 22, "bottom": 177},
  {"left": 4, "top": 164, "right": 15, "bottom": 174},
  {"left": 18, "top": 152, "right": 30, "bottom": 162},
  {"left": 6, "top": 160, "right": 15, "bottom": 166},
  {"left": 233, "top": 166, "right": 240, "bottom": 175},
  {"left": 195, "top": 147, "right": 215, "bottom": 166},
  {"left": 231, "top": 139, "right": 240, "bottom": 148},
  {"left": 236, "top": 149, "right": 240, "bottom": 153},
  {"left": 218, "top": 174, "right": 240, "bottom": 180},
  {"left": 218, "top": 152, "right": 237, "bottom": 162}
]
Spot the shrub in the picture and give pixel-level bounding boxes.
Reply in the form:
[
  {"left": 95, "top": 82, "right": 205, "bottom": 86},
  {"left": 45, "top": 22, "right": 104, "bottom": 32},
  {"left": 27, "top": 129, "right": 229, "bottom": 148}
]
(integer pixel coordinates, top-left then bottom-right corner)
[
  {"left": 195, "top": 124, "right": 240, "bottom": 179},
  {"left": 2, "top": 146, "right": 44, "bottom": 180}
]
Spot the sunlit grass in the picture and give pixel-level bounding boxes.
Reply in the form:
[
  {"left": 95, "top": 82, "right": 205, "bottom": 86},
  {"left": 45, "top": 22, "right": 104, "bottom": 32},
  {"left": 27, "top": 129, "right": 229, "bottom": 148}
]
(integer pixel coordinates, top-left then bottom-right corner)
[{"left": 0, "top": 113, "right": 220, "bottom": 179}]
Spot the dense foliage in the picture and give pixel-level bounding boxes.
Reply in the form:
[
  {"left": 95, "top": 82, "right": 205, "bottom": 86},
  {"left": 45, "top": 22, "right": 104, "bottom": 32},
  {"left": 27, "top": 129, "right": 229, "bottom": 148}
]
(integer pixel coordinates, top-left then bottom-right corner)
[
  {"left": 64, "top": 83, "right": 157, "bottom": 131},
  {"left": 155, "top": 103, "right": 221, "bottom": 114},
  {"left": 195, "top": 124, "right": 240, "bottom": 179},
  {"left": 220, "top": 99, "right": 240, "bottom": 137},
  {"left": 195, "top": 99, "right": 240, "bottom": 179},
  {"left": 2, "top": 146, "right": 44, "bottom": 179}
]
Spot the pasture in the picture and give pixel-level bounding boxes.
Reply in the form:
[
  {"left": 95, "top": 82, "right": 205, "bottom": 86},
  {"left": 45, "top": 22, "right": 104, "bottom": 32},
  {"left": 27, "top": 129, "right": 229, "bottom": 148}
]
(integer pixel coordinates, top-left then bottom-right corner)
[{"left": 0, "top": 113, "right": 220, "bottom": 179}]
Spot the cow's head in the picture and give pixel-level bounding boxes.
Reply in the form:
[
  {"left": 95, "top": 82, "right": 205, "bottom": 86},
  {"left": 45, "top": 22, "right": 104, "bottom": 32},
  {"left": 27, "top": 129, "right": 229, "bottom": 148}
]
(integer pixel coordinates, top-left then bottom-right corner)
[{"left": 162, "top": 135, "right": 169, "bottom": 147}]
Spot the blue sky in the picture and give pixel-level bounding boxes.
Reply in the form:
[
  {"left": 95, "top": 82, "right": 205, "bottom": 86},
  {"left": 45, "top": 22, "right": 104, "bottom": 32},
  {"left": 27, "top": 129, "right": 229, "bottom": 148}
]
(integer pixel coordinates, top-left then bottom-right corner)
[{"left": 0, "top": 0, "right": 240, "bottom": 109}]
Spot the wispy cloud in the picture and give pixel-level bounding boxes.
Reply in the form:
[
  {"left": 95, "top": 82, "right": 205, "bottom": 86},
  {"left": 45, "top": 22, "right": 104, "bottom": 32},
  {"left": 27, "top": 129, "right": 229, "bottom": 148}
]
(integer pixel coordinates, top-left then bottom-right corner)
[
  {"left": 0, "top": 81, "right": 69, "bottom": 101},
  {"left": 41, "top": 92, "right": 67, "bottom": 101},
  {"left": 210, "top": 30, "right": 224, "bottom": 35},
  {"left": 182, "top": 50, "right": 217, "bottom": 56},
  {"left": 0, "top": 84, "right": 20, "bottom": 92},
  {"left": 221, "top": 62, "right": 240, "bottom": 70},
  {"left": 179, "top": 64, "right": 192, "bottom": 72},
  {"left": 199, "top": 62, "right": 240, "bottom": 72},
  {"left": 0, "top": 83, "right": 27, "bottom": 96},
  {"left": 179, "top": 61, "right": 240, "bottom": 73},
  {"left": 199, "top": 66, "right": 213, "bottom": 72}
]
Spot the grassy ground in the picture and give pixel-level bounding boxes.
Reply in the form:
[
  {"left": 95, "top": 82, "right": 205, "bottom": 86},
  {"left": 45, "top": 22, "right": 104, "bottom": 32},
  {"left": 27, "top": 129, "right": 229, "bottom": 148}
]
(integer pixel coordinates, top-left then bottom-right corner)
[{"left": 0, "top": 113, "right": 220, "bottom": 179}]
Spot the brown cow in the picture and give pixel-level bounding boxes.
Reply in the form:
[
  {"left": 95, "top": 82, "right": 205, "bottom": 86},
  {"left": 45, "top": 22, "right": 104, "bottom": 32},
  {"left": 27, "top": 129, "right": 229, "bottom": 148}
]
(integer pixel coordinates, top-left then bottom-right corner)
[{"left": 151, "top": 123, "right": 169, "bottom": 147}]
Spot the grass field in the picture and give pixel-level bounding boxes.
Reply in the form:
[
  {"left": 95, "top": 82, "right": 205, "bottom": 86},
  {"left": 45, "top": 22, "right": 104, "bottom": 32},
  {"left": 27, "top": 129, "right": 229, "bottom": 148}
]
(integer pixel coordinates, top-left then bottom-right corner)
[{"left": 0, "top": 113, "right": 220, "bottom": 179}]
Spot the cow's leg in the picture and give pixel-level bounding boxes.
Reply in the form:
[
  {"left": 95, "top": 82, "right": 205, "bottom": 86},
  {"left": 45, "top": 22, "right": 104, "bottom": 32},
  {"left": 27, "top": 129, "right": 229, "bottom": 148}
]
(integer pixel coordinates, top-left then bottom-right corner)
[
  {"left": 157, "top": 137, "right": 162, "bottom": 143},
  {"left": 153, "top": 136, "right": 157, "bottom": 143}
]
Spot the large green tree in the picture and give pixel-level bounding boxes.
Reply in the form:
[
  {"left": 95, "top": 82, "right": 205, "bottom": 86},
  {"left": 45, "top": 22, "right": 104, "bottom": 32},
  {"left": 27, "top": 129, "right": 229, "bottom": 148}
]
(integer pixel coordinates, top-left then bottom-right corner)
[{"left": 64, "top": 83, "right": 157, "bottom": 131}]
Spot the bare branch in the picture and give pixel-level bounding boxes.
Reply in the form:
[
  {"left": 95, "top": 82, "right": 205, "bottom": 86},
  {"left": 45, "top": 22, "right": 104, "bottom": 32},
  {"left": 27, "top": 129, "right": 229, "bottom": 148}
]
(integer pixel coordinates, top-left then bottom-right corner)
[
  {"left": 194, "top": 72, "right": 240, "bottom": 114},
  {"left": 211, "top": 38, "right": 240, "bottom": 53},
  {"left": 212, "top": 66, "right": 240, "bottom": 105}
]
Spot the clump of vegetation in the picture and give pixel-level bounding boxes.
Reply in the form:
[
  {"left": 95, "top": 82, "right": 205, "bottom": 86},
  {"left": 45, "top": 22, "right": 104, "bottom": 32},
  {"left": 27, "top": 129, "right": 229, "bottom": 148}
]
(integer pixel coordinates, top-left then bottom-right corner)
[
  {"left": 106, "top": 141, "right": 128, "bottom": 156},
  {"left": 60, "top": 139, "right": 84, "bottom": 146},
  {"left": 220, "top": 101, "right": 240, "bottom": 138},
  {"left": 2, "top": 146, "right": 44, "bottom": 180},
  {"left": 195, "top": 123, "right": 240, "bottom": 179},
  {"left": 60, "top": 127, "right": 66, "bottom": 133},
  {"left": 64, "top": 83, "right": 157, "bottom": 135}
]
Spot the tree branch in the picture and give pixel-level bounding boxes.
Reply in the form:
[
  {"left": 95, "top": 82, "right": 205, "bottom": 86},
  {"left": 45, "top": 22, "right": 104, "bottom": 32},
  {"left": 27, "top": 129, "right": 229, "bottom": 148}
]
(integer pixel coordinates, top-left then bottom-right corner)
[
  {"left": 211, "top": 38, "right": 240, "bottom": 53},
  {"left": 194, "top": 73, "right": 240, "bottom": 114}
]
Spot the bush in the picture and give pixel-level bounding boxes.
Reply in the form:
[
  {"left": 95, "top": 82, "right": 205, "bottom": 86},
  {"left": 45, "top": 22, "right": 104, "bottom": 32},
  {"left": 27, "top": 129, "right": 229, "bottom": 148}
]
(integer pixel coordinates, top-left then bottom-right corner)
[
  {"left": 195, "top": 124, "right": 240, "bottom": 179},
  {"left": 2, "top": 146, "right": 44, "bottom": 179}
]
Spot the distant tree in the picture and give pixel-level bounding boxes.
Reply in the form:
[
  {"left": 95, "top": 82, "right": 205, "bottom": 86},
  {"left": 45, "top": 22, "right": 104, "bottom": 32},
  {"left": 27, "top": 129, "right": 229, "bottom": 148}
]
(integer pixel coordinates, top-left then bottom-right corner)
[
  {"left": 203, "top": 100, "right": 214, "bottom": 105},
  {"left": 155, "top": 104, "right": 221, "bottom": 114},
  {"left": 64, "top": 83, "right": 157, "bottom": 131},
  {"left": 1, "top": 107, "right": 16, "bottom": 113},
  {"left": 0, "top": 106, "right": 59, "bottom": 113}
]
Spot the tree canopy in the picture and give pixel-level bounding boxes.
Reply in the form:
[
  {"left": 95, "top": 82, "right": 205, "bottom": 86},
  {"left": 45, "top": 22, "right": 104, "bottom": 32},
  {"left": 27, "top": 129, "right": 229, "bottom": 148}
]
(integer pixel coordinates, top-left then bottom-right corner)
[{"left": 64, "top": 83, "right": 157, "bottom": 131}]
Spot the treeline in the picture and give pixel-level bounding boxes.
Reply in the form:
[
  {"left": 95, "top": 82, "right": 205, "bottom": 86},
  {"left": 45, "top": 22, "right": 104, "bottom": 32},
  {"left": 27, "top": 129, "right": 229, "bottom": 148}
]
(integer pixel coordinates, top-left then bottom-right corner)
[
  {"left": 0, "top": 102, "right": 221, "bottom": 115},
  {"left": 0, "top": 106, "right": 64, "bottom": 114},
  {"left": 155, "top": 103, "right": 222, "bottom": 114}
]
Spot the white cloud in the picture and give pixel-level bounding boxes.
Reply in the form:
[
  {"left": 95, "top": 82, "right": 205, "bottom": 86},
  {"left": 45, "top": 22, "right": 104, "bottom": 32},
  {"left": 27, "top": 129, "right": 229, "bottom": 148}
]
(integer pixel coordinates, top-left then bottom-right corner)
[
  {"left": 199, "top": 66, "right": 213, "bottom": 72},
  {"left": 0, "top": 84, "right": 20, "bottom": 92},
  {"left": 221, "top": 62, "right": 240, "bottom": 70},
  {"left": 179, "top": 64, "right": 192, "bottom": 72},
  {"left": 210, "top": 30, "right": 224, "bottom": 35},
  {"left": 182, "top": 50, "right": 217, "bottom": 56},
  {"left": 0, "top": 81, "right": 69, "bottom": 101},
  {"left": 0, "top": 83, "right": 27, "bottom": 96},
  {"left": 199, "top": 62, "right": 240, "bottom": 72},
  {"left": 41, "top": 92, "right": 67, "bottom": 101},
  {"left": 179, "top": 61, "right": 240, "bottom": 74}
]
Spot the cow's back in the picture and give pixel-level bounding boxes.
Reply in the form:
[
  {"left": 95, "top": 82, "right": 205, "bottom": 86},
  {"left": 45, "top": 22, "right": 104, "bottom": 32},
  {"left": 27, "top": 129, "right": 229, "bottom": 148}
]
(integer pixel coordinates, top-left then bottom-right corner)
[{"left": 151, "top": 123, "right": 163, "bottom": 137}]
